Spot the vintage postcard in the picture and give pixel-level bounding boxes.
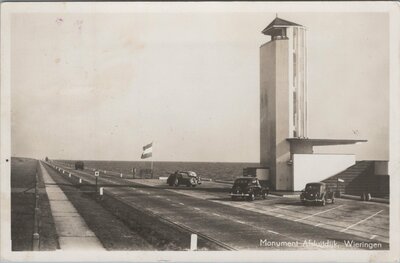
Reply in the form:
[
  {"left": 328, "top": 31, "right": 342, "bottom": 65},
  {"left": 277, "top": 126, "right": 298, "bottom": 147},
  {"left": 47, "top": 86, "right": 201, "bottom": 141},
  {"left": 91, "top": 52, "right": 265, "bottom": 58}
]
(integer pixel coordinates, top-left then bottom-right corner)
[{"left": 1, "top": 1, "right": 399, "bottom": 262}]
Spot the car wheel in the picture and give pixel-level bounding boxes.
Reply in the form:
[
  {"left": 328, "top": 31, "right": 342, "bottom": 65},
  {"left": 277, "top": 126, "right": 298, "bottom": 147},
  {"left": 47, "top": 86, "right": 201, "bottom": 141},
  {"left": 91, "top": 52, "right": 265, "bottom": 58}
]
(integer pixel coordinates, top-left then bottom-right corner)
[
  {"left": 262, "top": 192, "right": 267, "bottom": 199},
  {"left": 190, "top": 178, "right": 196, "bottom": 186},
  {"left": 248, "top": 193, "right": 255, "bottom": 201}
]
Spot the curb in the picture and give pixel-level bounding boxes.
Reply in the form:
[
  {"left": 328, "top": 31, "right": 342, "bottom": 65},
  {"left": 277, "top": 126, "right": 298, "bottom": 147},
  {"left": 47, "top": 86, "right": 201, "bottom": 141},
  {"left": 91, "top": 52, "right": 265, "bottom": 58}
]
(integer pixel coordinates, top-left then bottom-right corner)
[
  {"left": 269, "top": 193, "right": 300, "bottom": 198},
  {"left": 339, "top": 194, "right": 389, "bottom": 204},
  {"left": 213, "top": 180, "right": 233, "bottom": 185}
]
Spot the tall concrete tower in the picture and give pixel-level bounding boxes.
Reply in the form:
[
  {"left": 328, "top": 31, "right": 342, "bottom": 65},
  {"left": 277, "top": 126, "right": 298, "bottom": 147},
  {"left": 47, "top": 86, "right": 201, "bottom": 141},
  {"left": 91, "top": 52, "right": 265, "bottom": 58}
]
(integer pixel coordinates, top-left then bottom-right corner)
[
  {"left": 260, "top": 17, "right": 366, "bottom": 191},
  {"left": 260, "top": 17, "right": 308, "bottom": 190}
]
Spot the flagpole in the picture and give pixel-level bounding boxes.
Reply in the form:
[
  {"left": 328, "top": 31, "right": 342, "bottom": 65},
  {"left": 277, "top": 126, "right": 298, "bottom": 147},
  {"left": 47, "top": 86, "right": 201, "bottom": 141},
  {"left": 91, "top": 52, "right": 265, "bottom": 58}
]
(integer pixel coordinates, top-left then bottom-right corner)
[
  {"left": 151, "top": 141, "right": 154, "bottom": 179},
  {"left": 151, "top": 159, "right": 154, "bottom": 179}
]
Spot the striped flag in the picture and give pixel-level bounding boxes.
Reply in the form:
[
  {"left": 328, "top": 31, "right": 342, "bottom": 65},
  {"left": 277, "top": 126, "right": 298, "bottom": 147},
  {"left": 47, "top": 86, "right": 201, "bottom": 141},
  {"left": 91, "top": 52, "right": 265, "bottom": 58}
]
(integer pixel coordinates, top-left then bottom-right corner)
[{"left": 141, "top": 142, "right": 153, "bottom": 159}]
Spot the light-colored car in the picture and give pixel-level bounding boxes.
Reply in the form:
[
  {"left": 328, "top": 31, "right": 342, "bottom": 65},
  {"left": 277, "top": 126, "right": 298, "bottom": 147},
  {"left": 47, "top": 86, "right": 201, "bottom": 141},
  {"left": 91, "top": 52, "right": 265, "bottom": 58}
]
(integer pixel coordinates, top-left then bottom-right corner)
[{"left": 167, "top": 171, "right": 201, "bottom": 187}]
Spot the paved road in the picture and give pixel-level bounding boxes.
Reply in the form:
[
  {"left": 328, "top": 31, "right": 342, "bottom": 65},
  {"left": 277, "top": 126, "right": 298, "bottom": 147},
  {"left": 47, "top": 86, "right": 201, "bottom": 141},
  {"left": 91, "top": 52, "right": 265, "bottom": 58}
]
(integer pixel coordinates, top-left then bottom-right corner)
[
  {"left": 49, "top": 162, "right": 389, "bottom": 250},
  {"left": 132, "top": 179, "right": 390, "bottom": 244}
]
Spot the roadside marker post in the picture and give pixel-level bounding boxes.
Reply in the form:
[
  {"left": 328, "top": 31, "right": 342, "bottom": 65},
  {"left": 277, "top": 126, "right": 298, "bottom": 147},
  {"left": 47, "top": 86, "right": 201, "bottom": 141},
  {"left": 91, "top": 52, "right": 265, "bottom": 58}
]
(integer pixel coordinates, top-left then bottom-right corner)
[
  {"left": 99, "top": 187, "right": 103, "bottom": 196},
  {"left": 79, "top": 178, "right": 82, "bottom": 184},
  {"left": 95, "top": 171, "right": 100, "bottom": 194},
  {"left": 32, "top": 233, "right": 39, "bottom": 251},
  {"left": 120, "top": 173, "right": 123, "bottom": 178},
  {"left": 69, "top": 173, "right": 71, "bottom": 178},
  {"left": 190, "top": 234, "right": 197, "bottom": 251}
]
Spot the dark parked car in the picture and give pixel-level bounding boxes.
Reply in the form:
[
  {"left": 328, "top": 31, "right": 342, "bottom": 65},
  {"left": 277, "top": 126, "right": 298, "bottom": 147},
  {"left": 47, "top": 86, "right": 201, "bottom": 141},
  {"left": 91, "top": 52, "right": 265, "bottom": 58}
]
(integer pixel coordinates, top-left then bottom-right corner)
[
  {"left": 75, "top": 161, "right": 84, "bottom": 170},
  {"left": 167, "top": 171, "right": 201, "bottom": 187},
  {"left": 300, "top": 182, "right": 334, "bottom": 206},
  {"left": 230, "top": 177, "right": 269, "bottom": 201}
]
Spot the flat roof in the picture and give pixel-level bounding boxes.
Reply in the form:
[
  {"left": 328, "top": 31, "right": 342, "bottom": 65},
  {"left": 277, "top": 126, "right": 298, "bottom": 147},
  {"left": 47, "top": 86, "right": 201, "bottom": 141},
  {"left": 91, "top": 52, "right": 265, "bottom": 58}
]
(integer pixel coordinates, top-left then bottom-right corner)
[{"left": 286, "top": 138, "right": 367, "bottom": 146}]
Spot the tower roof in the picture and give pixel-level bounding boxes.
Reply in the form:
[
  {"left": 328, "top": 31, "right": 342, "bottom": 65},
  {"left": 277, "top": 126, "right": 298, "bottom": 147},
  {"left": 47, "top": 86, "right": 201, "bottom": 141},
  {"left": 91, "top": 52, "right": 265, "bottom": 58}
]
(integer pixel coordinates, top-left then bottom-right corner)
[{"left": 262, "top": 17, "right": 303, "bottom": 35}]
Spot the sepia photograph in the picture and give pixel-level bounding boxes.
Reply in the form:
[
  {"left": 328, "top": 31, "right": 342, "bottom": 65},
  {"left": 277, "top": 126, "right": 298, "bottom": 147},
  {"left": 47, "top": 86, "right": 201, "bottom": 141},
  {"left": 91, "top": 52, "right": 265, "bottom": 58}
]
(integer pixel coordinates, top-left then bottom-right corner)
[{"left": 1, "top": 1, "right": 399, "bottom": 262}]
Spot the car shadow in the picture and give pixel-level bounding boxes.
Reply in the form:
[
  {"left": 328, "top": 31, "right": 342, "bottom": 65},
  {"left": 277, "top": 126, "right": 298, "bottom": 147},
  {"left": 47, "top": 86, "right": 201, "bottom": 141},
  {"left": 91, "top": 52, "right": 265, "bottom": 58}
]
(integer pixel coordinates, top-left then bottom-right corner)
[
  {"left": 208, "top": 197, "right": 234, "bottom": 202},
  {"left": 273, "top": 201, "right": 305, "bottom": 206},
  {"left": 208, "top": 197, "right": 271, "bottom": 202},
  {"left": 159, "top": 186, "right": 230, "bottom": 194}
]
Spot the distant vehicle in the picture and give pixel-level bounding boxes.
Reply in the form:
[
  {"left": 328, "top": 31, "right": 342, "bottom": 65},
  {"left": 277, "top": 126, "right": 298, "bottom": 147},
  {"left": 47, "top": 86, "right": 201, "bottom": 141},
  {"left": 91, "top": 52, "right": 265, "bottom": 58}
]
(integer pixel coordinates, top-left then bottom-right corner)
[
  {"left": 167, "top": 171, "right": 201, "bottom": 187},
  {"left": 300, "top": 182, "right": 335, "bottom": 206},
  {"left": 230, "top": 177, "right": 269, "bottom": 201},
  {"left": 75, "top": 161, "right": 84, "bottom": 170},
  {"left": 186, "top": 171, "right": 201, "bottom": 185}
]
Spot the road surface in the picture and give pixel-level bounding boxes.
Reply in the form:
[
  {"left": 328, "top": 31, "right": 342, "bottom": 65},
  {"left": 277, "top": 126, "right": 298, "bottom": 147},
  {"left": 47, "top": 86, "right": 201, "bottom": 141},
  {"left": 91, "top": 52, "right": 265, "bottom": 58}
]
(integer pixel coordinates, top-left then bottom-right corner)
[{"left": 47, "top": 162, "right": 389, "bottom": 250}]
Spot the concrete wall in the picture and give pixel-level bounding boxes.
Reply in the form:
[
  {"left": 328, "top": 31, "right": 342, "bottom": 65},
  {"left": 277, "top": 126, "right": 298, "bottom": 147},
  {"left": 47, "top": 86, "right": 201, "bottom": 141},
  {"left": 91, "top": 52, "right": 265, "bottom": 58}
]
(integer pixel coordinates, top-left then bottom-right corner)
[
  {"left": 274, "top": 39, "right": 292, "bottom": 191},
  {"left": 374, "top": 161, "right": 389, "bottom": 175},
  {"left": 292, "top": 154, "right": 356, "bottom": 191},
  {"left": 256, "top": 168, "right": 270, "bottom": 181},
  {"left": 260, "top": 41, "right": 277, "bottom": 187},
  {"left": 260, "top": 39, "right": 292, "bottom": 190}
]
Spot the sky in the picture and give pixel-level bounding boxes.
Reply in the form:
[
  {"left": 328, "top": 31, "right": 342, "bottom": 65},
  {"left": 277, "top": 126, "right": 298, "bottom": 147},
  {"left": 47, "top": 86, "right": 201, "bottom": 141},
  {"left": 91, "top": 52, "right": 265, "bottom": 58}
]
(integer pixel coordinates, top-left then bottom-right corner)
[{"left": 10, "top": 11, "right": 389, "bottom": 162}]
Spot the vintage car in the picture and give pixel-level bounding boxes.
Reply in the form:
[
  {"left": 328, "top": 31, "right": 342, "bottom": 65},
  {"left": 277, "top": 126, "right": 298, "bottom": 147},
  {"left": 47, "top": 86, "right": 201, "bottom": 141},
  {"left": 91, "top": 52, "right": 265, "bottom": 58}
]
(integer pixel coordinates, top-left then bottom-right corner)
[
  {"left": 300, "top": 182, "right": 335, "bottom": 206},
  {"left": 229, "top": 177, "right": 269, "bottom": 201},
  {"left": 167, "top": 171, "right": 201, "bottom": 187},
  {"left": 186, "top": 171, "right": 201, "bottom": 185}
]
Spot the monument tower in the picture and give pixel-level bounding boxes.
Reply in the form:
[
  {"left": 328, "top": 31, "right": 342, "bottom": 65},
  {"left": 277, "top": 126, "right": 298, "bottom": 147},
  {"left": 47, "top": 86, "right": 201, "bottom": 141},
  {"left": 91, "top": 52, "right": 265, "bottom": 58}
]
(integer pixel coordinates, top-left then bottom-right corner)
[
  {"left": 260, "top": 16, "right": 365, "bottom": 191},
  {"left": 260, "top": 17, "right": 308, "bottom": 190}
]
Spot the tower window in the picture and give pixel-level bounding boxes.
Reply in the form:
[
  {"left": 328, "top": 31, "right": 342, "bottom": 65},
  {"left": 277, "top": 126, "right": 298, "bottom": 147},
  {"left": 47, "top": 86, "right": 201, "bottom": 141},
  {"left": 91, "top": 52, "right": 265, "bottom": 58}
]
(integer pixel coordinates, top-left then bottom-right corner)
[
  {"left": 293, "top": 91, "right": 297, "bottom": 126},
  {"left": 293, "top": 53, "right": 297, "bottom": 84},
  {"left": 271, "top": 28, "right": 287, "bottom": 41}
]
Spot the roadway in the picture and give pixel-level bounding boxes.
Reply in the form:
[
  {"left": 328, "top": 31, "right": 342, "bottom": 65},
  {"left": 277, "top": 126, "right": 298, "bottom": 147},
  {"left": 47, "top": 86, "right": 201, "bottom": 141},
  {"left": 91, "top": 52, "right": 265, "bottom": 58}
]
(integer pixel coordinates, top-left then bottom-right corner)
[{"left": 47, "top": 162, "right": 389, "bottom": 250}]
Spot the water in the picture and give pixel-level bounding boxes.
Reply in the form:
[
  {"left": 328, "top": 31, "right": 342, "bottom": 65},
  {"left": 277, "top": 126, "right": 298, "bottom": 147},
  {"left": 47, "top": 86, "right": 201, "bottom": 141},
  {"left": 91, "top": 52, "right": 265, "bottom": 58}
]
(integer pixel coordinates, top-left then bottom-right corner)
[{"left": 60, "top": 160, "right": 259, "bottom": 181}]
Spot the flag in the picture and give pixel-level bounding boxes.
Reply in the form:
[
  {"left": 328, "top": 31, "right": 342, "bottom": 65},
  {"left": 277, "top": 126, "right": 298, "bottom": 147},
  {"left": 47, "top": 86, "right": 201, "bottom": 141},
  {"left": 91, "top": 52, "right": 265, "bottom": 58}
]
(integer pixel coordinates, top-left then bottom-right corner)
[
  {"left": 141, "top": 142, "right": 153, "bottom": 159},
  {"left": 337, "top": 178, "right": 344, "bottom": 183}
]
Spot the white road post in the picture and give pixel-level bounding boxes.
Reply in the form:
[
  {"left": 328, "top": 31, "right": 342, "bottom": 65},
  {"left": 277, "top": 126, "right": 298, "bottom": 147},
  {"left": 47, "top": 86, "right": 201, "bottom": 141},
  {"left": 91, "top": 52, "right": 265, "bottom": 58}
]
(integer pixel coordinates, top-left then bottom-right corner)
[
  {"left": 94, "top": 171, "right": 99, "bottom": 194},
  {"left": 120, "top": 173, "right": 123, "bottom": 178},
  {"left": 69, "top": 173, "right": 71, "bottom": 178},
  {"left": 190, "top": 234, "right": 197, "bottom": 251},
  {"left": 99, "top": 187, "right": 104, "bottom": 196},
  {"left": 79, "top": 178, "right": 82, "bottom": 184}
]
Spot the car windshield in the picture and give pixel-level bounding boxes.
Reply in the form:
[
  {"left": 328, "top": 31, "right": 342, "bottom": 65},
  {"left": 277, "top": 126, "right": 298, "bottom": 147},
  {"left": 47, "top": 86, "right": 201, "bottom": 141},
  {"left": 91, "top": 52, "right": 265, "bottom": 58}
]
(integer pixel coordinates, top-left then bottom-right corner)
[
  {"left": 180, "top": 173, "right": 190, "bottom": 178},
  {"left": 305, "top": 184, "right": 321, "bottom": 191},
  {"left": 187, "top": 171, "right": 197, "bottom": 177},
  {"left": 234, "top": 179, "right": 252, "bottom": 185}
]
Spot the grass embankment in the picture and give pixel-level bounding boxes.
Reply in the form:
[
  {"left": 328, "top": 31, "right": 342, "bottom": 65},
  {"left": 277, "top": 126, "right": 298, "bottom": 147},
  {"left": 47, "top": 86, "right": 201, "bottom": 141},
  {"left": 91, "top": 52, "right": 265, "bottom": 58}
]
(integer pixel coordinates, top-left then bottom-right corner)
[
  {"left": 11, "top": 157, "right": 58, "bottom": 251},
  {"left": 43, "top": 163, "right": 154, "bottom": 250},
  {"left": 11, "top": 158, "right": 36, "bottom": 251}
]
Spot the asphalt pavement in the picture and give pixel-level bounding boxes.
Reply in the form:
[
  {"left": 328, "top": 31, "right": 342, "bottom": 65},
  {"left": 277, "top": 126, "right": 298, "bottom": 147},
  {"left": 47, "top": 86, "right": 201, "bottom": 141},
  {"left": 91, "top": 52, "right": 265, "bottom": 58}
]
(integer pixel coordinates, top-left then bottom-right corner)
[{"left": 48, "top": 162, "right": 389, "bottom": 250}]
